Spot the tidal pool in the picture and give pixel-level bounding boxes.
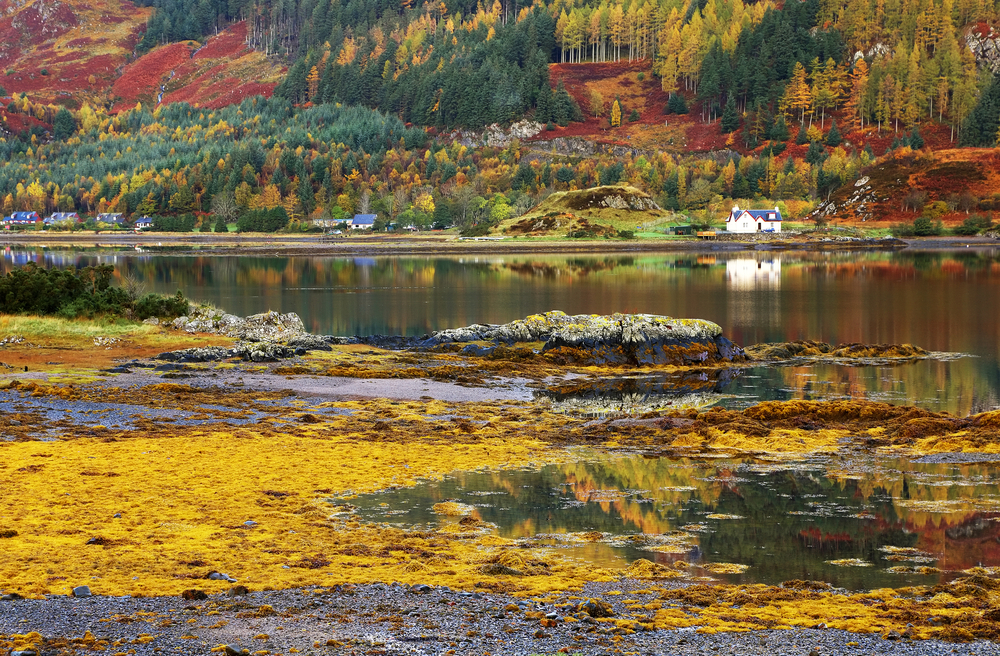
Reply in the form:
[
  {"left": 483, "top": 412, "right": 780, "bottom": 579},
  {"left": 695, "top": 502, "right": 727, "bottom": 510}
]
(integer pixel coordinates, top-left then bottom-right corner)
[{"left": 355, "top": 451, "right": 1000, "bottom": 591}]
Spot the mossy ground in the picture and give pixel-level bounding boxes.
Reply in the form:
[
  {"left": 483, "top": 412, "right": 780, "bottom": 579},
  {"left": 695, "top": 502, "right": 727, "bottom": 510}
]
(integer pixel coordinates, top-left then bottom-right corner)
[{"left": 4, "top": 321, "right": 1000, "bottom": 642}]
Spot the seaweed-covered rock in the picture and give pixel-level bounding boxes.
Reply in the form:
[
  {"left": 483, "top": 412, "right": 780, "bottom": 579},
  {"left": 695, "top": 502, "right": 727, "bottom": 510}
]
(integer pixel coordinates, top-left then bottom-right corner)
[
  {"left": 746, "top": 340, "right": 930, "bottom": 361},
  {"left": 286, "top": 335, "right": 334, "bottom": 352},
  {"left": 430, "top": 311, "right": 744, "bottom": 366}
]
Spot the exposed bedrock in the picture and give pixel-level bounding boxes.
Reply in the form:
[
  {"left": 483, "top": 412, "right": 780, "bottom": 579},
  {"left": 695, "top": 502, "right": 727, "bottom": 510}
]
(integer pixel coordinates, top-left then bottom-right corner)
[{"left": 432, "top": 311, "right": 746, "bottom": 366}]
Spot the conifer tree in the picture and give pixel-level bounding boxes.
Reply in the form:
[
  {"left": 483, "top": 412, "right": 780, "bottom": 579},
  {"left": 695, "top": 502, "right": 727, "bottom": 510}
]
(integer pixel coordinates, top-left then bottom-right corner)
[
  {"left": 720, "top": 95, "right": 739, "bottom": 133},
  {"left": 825, "top": 119, "right": 842, "bottom": 146}
]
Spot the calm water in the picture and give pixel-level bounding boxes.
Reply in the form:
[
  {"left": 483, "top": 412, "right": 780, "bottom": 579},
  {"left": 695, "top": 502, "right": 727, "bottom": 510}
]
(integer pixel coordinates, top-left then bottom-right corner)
[
  {"left": 6, "top": 244, "right": 1000, "bottom": 588},
  {"left": 4, "top": 246, "right": 998, "bottom": 415},
  {"left": 356, "top": 452, "right": 1000, "bottom": 590}
]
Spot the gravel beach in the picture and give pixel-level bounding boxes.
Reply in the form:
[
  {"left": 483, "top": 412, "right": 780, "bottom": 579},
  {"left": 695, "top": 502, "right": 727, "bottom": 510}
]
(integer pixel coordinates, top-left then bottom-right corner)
[{"left": 5, "top": 581, "right": 1000, "bottom": 656}]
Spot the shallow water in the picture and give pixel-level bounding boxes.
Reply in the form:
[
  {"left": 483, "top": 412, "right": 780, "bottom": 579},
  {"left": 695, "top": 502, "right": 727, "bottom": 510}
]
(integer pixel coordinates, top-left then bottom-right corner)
[
  {"left": 354, "top": 451, "right": 1000, "bottom": 590},
  {"left": 3, "top": 246, "right": 997, "bottom": 414}
]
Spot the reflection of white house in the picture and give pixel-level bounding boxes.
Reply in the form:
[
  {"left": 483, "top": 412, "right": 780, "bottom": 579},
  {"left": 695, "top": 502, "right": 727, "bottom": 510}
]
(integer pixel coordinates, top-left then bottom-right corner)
[
  {"left": 726, "top": 257, "right": 781, "bottom": 290},
  {"left": 726, "top": 205, "right": 782, "bottom": 233}
]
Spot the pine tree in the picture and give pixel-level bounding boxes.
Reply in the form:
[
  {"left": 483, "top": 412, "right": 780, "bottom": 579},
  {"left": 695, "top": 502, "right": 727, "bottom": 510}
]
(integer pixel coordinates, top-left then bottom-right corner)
[
  {"left": 825, "top": 119, "right": 842, "bottom": 146},
  {"left": 720, "top": 96, "right": 739, "bottom": 133}
]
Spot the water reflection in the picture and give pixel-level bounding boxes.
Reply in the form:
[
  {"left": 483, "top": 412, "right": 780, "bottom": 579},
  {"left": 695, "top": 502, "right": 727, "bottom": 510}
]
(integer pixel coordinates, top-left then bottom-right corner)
[
  {"left": 356, "top": 452, "right": 1000, "bottom": 591},
  {"left": 2, "top": 246, "right": 999, "bottom": 415}
]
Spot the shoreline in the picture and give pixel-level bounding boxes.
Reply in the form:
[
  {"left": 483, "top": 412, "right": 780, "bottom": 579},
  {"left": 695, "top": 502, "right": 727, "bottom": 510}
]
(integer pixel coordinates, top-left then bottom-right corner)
[{"left": 2, "top": 232, "right": 995, "bottom": 255}]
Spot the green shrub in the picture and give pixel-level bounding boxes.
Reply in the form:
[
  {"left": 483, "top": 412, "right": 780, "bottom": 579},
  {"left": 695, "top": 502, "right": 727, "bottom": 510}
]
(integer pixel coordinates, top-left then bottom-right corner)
[
  {"left": 953, "top": 214, "right": 993, "bottom": 235},
  {"left": 0, "top": 263, "right": 188, "bottom": 320},
  {"left": 913, "top": 216, "right": 942, "bottom": 236}
]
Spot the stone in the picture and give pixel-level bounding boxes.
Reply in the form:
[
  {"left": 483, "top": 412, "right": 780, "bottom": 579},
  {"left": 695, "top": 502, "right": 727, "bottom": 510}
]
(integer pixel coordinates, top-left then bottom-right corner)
[
  {"left": 243, "top": 520, "right": 258, "bottom": 528},
  {"left": 208, "top": 572, "right": 236, "bottom": 582},
  {"left": 11, "top": 650, "right": 37, "bottom": 656},
  {"left": 223, "top": 645, "right": 246, "bottom": 656},
  {"left": 227, "top": 585, "right": 250, "bottom": 596},
  {"left": 233, "top": 311, "right": 306, "bottom": 341},
  {"left": 286, "top": 335, "right": 333, "bottom": 352},
  {"left": 181, "top": 589, "right": 208, "bottom": 600},
  {"left": 409, "top": 584, "right": 433, "bottom": 594},
  {"left": 142, "top": 317, "right": 159, "bottom": 326},
  {"left": 113, "top": 513, "right": 121, "bottom": 518},
  {"left": 72, "top": 585, "right": 91, "bottom": 597},
  {"left": 1, "top": 592, "right": 23, "bottom": 600}
]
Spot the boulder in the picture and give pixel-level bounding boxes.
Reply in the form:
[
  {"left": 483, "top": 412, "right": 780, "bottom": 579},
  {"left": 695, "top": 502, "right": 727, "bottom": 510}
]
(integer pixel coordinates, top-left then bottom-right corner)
[{"left": 231, "top": 311, "right": 305, "bottom": 342}]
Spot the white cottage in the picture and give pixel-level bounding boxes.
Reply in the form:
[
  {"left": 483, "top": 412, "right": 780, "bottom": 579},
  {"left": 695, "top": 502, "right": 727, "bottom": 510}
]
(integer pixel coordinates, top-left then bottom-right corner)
[{"left": 726, "top": 204, "right": 782, "bottom": 233}]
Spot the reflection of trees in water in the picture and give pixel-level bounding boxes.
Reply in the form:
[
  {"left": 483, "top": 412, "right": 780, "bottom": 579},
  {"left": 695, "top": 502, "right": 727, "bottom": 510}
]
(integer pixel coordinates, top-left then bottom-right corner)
[{"left": 359, "top": 455, "right": 1000, "bottom": 588}]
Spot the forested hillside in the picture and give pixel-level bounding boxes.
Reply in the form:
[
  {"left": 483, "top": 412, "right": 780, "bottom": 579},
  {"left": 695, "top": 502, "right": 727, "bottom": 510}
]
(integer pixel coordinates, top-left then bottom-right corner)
[{"left": 1, "top": 0, "right": 1000, "bottom": 231}]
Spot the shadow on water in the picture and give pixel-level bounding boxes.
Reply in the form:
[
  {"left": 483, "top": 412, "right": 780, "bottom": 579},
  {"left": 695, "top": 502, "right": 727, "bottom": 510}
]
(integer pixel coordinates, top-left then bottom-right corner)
[{"left": 354, "top": 452, "right": 1000, "bottom": 591}]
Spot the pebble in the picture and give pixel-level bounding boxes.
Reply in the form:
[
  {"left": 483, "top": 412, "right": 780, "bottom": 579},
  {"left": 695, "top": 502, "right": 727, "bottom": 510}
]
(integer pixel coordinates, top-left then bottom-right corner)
[
  {"left": 11, "top": 650, "right": 37, "bottom": 656},
  {"left": 243, "top": 520, "right": 258, "bottom": 528},
  {"left": 2, "top": 582, "right": 1000, "bottom": 656},
  {"left": 208, "top": 572, "right": 237, "bottom": 582}
]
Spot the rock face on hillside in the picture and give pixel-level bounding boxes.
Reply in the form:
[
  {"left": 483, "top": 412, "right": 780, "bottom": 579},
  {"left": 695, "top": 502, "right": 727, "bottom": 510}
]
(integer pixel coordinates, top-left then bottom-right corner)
[{"left": 431, "top": 311, "right": 745, "bottom": 366}]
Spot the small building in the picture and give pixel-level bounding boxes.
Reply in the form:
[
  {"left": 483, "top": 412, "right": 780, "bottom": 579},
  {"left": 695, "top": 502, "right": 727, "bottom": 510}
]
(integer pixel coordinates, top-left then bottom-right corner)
[
  {"left": 726, "top": 204, "right": 782, "bottom": 233},
  {"left": 350, "top": 214, "right": 377, "bottom": 230},
  {"left": 45, "top": 212, "right": 81, "bottom": 225},
  {"left": 133, "top": 216, "right": 153, "bottom": 230},
  {"left": 670, "top": 225, "right": 695, "bottom": 236},
  {"left": 97, "top": 213, "right": 126, "bottom": 226},
  {"left": 7, "top": 211, "right": 41, "bottom": 226}
]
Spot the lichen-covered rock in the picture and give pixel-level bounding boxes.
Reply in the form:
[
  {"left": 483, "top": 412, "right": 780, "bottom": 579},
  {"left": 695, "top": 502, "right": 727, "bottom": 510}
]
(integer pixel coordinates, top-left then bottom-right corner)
[
  {"left": 170, "top": 307, "right": 305, "bottom": 342},
  {"left": 232, "top": 342, "right": 295, "bottom": 362},
  {"left": 232, "top": 311, "right": 305, "bottom": 342},
  {"left": 156, "top": 346, "right": 234, "bottom": 362},
  {"left": 429, "top": 311, "right": 743, "bottom": 366}
]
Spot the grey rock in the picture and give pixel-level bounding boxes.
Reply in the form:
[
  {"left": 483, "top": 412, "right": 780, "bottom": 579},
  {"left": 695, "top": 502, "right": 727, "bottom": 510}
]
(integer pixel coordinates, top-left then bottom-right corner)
[
  {"left": 243, "top": 520, "right": 258, "bottom": 528},
  {"left": 233, "top": 311, "right": 305, "bottom": 341},
  {"left": 142, "top": 317, "right": 159, "bottom": 326},
  {"left": 410, "top": 584, "right": 433, "bottom": 594},
  {"left": 72, "top": 585, "right": 91, "bottom": 597},
  {"left": 287, "top": 335, "right": 333, "bottom": 352},
  {"left": 11, "top": 650, "right": 38, "bottom": 656},
  {"left": 1, "top": 592, "right": 23, "bottom": 600},
  {"left": 223, "top": 645, "right": 245, "bottom": 656},
  {"left": 208, "top": 572, "right": 237, "bottom": 582},
  {"left": 113, "top": 513, "right": 121, "bottom": 518}
]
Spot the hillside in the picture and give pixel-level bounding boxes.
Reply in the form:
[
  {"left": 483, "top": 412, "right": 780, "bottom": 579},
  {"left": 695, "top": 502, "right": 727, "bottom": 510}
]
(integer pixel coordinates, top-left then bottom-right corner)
[
  {"left": 109, "top": 22, "right": 283, "bottom": 112},
  {"left": 812, "top": 149, "right": 1000, "bottom": 227},
  {"left": 0, "top": 0, "right": 150, "bottom": 106},
  {"left": 497, "top": 185, "right": 672, "bottom": 237}
]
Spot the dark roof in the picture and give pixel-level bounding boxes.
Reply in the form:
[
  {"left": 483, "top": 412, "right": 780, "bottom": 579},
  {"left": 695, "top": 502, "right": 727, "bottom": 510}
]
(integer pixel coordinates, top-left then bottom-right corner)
[{"left": 351, "top": 214, "right": 377, "bottom": 225}]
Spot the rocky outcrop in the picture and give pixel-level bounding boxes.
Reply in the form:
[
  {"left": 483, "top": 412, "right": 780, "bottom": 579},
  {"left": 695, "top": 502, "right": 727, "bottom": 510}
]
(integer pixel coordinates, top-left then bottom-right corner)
[
  {"left": 172, "top": 307, "right": 306, "bottom": 341},
  {"left": 965, "top": 26, "right": 1000, "bottom": 74},
  {"left": 746, "top": 340, "right": 931, "bottom": 363},
  {"left": 429, "top": 311, "right": 745, "bottom": 366}
]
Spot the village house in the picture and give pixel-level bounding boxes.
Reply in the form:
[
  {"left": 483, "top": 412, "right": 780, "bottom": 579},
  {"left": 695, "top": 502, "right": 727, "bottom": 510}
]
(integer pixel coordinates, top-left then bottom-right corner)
[
  {"left": 350, "top": 214, "right": 377, "bottom": 230},
  {"left": 44, "top": 212, "right": 81, "bottom": 225},
  {"left": 96, "top": 213, "right": 127, "bottom": 226},
  {"left": 5, "top": 211, "right": 41, "bottom": 227},
  {"left": 133, "top": 216, "right": 153, "bottom": 230},
  {"left": 726, "top": 205, "right": 782, "bottom": 233}
]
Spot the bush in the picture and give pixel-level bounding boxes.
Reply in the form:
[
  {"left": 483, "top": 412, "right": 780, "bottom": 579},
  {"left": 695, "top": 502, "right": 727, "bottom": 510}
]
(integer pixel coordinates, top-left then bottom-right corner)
[
  {"left": 0, "top": 263, "right": 188, "bottom": 320},
  {"left": 134, "top": 291, "right": 189, "bottom": 319},
  {"left": 636, "top": 72, "right": 645, "bottom": 81},
  {"left": 953, "top": 214, "right": 993, "bottom": 235},
  {"left": 913, "top": 216, "right": 942, "bottom": 236}
]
